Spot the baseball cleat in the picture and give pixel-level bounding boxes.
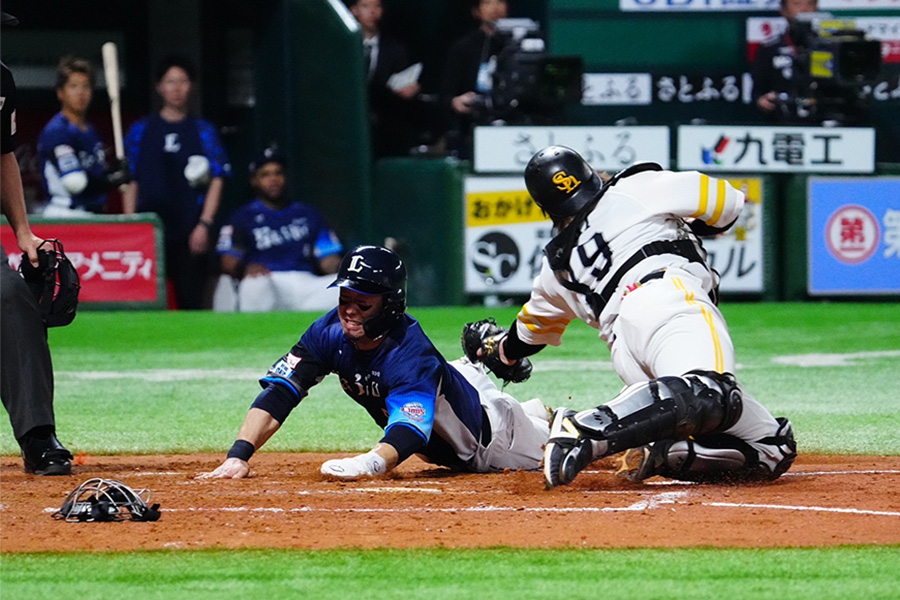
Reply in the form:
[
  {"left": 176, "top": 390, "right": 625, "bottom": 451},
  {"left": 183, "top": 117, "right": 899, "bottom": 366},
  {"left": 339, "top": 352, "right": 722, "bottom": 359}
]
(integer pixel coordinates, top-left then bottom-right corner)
[
  {"left": 543, "top": 408, "right": 594, "bottom": 489},
  {"left": 615, "top": 442, "right": 668, "bottom": 483}
]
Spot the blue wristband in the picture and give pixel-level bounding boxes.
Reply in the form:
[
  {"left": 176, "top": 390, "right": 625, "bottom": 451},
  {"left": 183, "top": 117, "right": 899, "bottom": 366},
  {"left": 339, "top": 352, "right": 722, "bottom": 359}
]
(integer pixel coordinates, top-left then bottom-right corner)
[{"left": 227, "top": 439, "right": 255, "bottom": 462}]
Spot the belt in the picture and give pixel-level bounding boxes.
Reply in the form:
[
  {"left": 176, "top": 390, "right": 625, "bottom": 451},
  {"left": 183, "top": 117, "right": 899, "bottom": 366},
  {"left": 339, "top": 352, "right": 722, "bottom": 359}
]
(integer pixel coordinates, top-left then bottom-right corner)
[
  {"left": 480, "top": 406, "right": 492, "bottom": 447},
  {"left": 639, "top": 269, "right": 666, "bottom": 285}
]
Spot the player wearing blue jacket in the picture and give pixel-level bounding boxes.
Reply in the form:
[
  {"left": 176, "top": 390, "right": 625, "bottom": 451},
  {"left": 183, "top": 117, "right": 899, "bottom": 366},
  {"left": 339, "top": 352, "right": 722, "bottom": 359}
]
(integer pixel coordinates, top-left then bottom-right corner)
[
  {"left": 213, "top": 147, "right": 342, "bottom": 312},
  {"left": 198, "top": 245, "right": 550, "bottom": 480},
  {"left": 38, "top": 56, "right": 129, "bottom": 217}
]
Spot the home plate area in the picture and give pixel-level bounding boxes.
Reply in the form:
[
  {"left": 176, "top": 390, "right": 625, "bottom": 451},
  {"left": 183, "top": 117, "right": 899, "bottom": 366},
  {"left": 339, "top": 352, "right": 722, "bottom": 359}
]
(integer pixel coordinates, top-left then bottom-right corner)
[{"left": 2, "top": 453, "right": 899, "bottom": 552}]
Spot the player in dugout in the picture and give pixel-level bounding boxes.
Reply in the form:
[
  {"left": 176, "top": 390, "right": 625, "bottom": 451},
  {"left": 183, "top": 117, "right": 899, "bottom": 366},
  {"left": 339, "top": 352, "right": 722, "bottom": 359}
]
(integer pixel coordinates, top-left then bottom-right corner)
[{"left": 198, "top": 245, "right": 550, "bottom": 480}]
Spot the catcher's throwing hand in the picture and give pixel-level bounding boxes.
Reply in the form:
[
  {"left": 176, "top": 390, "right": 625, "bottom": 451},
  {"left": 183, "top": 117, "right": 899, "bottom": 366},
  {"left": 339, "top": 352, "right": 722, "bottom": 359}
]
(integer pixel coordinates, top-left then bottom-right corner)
[
  {"left": 196, "top": 457, "right": 250, "bottom": 479},
  {"left": 461, "top": 318, "right": 532, "bottom": 384},
  {"left": 321, "top": 450, "right": 388, "bottom": 480}
]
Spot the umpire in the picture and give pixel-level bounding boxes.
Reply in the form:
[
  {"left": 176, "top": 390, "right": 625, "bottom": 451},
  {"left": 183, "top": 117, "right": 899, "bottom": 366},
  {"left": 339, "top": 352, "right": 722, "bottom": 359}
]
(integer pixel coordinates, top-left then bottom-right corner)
[{"left": 1, "top": 11, "right": 74, "bottom": 475}]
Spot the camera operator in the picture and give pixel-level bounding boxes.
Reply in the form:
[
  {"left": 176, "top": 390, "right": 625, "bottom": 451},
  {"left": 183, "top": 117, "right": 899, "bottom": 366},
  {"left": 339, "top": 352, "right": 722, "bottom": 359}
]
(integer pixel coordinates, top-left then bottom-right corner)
[
  {"left": 752, "top": 0, "right": 879, "bottom": 125},
  {"left": 439, "top": 0, "right": 510, "bottom": 158},
  {"left": 751, "top": 0, "right": 820, "bottom": 122}
]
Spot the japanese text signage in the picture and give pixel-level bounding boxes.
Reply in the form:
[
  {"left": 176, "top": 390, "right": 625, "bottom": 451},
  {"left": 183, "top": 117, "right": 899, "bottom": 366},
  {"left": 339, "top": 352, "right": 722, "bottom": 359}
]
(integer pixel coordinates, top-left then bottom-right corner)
[
  {"left": 819, "top": 0, "right": 900, "bottom": 9},
  {"left": 464, "top": 176, "right": 553, "bottom": 294},
  {"left": 700, "top": 177, "right": 766, "bottom": 293},
  {"left": 620, "top": 0, "right": 780, "bottom": 11},
  {"left": 462, "top": 176, "right": 767, "bottom": 295},
  {"left": 474, "top": 126, "right": 671, "bottom": 173},
  {"left": 807, "top": 178, "right": 900, "bottom": 295},
  {"left": 677, "top": 125, "right": 875, "bottom": 173},
  {"left": 1, "top": 216, "right": 165, "bottom": 307}
]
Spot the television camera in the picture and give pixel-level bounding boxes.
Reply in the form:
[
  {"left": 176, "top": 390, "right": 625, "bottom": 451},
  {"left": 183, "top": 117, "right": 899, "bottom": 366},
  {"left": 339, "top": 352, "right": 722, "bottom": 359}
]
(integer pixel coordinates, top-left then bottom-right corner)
[
  {"left": 471, "top": 18, "right": 584, "bottom": 125},
  {"left": 781, "top": 13, "right": 882, "bottom": 124}
]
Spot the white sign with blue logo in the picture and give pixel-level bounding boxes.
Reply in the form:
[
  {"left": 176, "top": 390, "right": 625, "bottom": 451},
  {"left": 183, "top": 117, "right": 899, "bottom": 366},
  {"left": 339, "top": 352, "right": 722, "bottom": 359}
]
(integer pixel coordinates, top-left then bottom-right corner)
[
  {"left": 808, "top": 177, "right": 900, "bottom": 295},
  {"left": 678, "top": 126, "right": 875, "bottom": 173}
]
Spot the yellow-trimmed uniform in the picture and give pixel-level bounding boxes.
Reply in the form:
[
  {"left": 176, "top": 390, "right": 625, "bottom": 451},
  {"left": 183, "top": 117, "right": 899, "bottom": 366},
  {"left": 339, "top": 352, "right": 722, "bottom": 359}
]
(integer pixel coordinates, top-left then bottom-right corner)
[{"left": 504, "top": 149, "right": 796, "bottom": 486}]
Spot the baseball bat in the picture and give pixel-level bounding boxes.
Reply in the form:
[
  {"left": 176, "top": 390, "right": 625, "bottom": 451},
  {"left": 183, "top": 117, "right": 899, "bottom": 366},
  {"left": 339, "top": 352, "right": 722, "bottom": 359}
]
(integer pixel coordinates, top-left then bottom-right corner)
[{"left": 101, "top": 41, "right": 124, "bottom": 160}]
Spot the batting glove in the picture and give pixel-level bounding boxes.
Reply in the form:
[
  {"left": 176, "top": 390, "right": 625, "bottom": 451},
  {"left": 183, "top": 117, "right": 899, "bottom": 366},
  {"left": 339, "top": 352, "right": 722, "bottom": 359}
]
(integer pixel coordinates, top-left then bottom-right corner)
[{"left": 321, "top": 450, "right": 388, "bottom": 480}]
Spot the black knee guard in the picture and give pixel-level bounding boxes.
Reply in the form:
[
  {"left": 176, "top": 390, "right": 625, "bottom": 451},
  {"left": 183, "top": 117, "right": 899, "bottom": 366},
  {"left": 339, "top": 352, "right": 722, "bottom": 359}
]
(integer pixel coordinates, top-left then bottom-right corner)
[{"left": 572, "top": 370, "right": 744, "bottom": 457}]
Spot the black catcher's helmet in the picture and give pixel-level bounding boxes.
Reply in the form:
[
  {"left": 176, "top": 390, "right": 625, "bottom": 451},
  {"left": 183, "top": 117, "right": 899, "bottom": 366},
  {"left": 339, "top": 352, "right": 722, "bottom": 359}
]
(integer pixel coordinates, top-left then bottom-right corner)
[
  {"left": 329, "top": 245, "right": 407, "bottom": 340},
  {"left": 524, "top": 145, "right": 604, "bottom": 219}
]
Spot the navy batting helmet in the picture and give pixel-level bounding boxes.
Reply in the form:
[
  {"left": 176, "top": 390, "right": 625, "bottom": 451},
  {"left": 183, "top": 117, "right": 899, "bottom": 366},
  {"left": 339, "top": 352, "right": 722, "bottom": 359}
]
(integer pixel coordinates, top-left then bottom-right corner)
[
  {"left": 524, "top": 145, "right": 604, "bottom": 219},
  {"left": 330, "top": 245, "right": 407, "bottom": 340}
]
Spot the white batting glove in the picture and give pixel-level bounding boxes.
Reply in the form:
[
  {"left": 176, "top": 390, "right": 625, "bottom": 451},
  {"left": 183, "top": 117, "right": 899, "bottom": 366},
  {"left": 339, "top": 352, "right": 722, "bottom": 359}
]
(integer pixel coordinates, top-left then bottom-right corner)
[{"left": 321, "top": 450, "right": 388, "bottom": 480}]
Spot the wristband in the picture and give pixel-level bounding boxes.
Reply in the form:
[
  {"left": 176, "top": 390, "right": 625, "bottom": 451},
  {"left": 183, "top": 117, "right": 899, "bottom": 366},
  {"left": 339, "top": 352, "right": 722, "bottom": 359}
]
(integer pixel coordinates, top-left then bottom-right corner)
[
  {"left": 198, "top": 218, "right": 213, "bottom": 229},
  {"left": 226, "top": 439, "right": 255, "bottom": 462}
]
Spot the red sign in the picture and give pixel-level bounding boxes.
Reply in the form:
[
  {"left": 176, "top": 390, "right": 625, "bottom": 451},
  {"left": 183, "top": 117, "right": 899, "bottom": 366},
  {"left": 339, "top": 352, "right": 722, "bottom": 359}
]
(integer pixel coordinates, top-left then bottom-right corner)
[{"left": 1, "top": 219, "right": 163, "bottom": 305}]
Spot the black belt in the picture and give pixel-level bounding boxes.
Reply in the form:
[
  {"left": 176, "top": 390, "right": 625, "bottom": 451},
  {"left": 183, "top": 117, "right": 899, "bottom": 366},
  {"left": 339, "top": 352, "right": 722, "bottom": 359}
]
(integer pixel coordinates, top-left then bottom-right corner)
[{"left": 480, "top": 406, "right": 492, "bottom": 447}]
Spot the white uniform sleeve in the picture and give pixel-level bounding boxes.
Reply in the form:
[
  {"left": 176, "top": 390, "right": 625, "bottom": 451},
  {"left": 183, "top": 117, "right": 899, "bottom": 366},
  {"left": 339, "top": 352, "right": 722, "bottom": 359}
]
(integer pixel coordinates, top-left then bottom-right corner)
[
  {"left": 514, "top": 264, "right": 577, "bottom": 347},
  {"left": 54, "top": 144, "right": 89, "bottom": 194},
  {"left": 626, "top": 170, "right": 745, "bottom": 228}
]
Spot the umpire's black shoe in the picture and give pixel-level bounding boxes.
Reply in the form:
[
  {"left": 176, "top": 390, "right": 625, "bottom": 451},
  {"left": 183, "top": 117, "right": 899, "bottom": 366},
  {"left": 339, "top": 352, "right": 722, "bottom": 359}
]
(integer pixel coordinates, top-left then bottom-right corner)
[{"left": 20, "top": 433, "right": 73, "bottom": 476}]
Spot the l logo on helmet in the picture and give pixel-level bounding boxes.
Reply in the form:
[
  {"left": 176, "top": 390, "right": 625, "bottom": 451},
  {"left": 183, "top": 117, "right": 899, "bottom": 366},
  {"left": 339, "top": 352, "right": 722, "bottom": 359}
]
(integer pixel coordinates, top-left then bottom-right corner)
[
  {"left": 552, "top": 171, "right": 581, "bottom": 194},
  {"left": 347, "top": 255, "right": 370, "bottom": 273}
]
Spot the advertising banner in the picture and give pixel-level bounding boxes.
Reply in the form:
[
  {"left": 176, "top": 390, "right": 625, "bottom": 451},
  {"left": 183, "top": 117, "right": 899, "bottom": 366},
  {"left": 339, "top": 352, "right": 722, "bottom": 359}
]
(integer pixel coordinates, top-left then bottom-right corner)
[
  {"left": 463, "top": 176, "right": 766, "bottom": 295},
  {"left": 701, "top": 177, "right": 766, "bottom": 293},
  {"left": 1, "top": 216, "right": 166, "bottom": 307},
  {"left": 474, "top": 126, "right": 670, "bottom": 173},
  {"left": 620, "top": 0, "right": 780, "bottom": 11},
  {"left": 807, "top": 177, "right": 900, "bottom": 294},
  {"left": 677, "top": 125, "right": 875, "bottom": 172}
]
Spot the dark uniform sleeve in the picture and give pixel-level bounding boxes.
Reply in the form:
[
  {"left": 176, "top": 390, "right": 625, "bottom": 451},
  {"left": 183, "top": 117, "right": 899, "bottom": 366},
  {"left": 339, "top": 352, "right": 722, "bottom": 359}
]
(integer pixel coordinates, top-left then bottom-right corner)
[{"left": 252, "top": 340, "right": 330, "bottom": 423}]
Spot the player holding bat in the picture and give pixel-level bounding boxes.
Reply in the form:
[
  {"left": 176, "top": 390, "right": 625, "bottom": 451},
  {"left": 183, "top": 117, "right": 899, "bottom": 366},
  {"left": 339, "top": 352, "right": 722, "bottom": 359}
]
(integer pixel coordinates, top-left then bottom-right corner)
[{"left": 37, "top": 55, "right": 131, "bottom": 217}]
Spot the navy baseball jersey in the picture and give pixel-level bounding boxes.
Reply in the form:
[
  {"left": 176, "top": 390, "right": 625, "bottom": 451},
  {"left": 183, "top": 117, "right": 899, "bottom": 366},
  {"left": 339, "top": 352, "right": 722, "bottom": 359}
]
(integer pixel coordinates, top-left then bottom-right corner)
[
  {"left": 1, "top": 62, "right": 17, "bottom": 154},
  {"left": 38, "top": 112, "right": 108, "bottom": 213},
  {"left": 217, "top": 200, "right": 342, "bottom": 272},
  {"left": 259, "top": 310, "right": 485, "bottom": 468},
  {"left": 124, "top": 114, "right": 230, "bottom": 240}
]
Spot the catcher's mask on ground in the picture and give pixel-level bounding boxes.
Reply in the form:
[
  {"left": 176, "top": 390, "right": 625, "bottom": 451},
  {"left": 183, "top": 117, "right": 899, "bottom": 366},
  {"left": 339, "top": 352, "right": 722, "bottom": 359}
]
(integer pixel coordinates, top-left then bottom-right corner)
[
  {"left": 524, "top": 145, "right": 604, "bottom": 219},
  {"left": 329, "top": 245, "right": 407, "bottom": 340},
  {"left": 53, "top": 478, "right": 161, "bottom": 522}
]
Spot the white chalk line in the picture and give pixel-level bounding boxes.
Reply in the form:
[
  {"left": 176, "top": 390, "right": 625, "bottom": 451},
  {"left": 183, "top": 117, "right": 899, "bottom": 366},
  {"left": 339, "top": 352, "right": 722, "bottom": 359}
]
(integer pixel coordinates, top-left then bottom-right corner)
[
  {"left": 55, "top": 350, "right": 900, "bottom": 383},
  {"left": 707, "top": 502, "right": 900, "bottom": 517}
]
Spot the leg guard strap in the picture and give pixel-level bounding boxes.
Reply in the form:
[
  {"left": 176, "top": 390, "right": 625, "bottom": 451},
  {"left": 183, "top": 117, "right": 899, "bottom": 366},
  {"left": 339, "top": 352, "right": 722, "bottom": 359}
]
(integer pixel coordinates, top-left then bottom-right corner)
[{"left": 573, "top": 370, "right": 744, "bottom": 457}]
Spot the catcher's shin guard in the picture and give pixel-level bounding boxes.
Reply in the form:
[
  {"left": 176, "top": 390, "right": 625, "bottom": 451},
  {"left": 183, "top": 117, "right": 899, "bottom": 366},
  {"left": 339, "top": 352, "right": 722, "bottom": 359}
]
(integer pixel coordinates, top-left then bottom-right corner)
[
  {"left": 660, "top": 416, "right": 797, "bottom": 483},
  {"left": 571, "top": 370, "right": 744, "bottom": 459}
]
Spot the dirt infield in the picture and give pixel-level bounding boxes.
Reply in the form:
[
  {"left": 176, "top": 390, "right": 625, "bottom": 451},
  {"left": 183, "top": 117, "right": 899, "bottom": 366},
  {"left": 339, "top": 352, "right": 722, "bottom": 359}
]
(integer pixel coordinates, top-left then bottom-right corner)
[{"left": 2, "top": 452, "right": 899, "bottom": 552}]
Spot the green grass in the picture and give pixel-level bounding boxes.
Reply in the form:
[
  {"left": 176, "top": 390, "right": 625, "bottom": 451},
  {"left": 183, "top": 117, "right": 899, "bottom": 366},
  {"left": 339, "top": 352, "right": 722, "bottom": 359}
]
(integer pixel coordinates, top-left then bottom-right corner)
[
  {"left": 2, "top": 303, "right": 899, "bottom": 598},
  {"left": 2, "top": 546, "right": 900, "bottom": 599},
  {"left": 2, "top": 302, "right": 898, "bottom": 455}
]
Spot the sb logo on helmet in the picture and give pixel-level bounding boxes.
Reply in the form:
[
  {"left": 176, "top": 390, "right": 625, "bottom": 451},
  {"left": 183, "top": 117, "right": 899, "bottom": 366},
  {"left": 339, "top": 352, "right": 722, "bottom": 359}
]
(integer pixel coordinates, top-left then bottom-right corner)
[{"left": 552, "top": 171, "right": 581, "bottom": 194}]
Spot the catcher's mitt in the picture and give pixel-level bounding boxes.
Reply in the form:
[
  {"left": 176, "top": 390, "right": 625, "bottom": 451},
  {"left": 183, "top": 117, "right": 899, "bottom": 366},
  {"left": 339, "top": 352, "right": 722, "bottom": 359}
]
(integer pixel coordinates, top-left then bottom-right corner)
[
  {"left": 19, "top": 238, "right": 80, "bottom": 328},
  {"left": 461, "top": 318, "right": 532, "bottom": 384}
]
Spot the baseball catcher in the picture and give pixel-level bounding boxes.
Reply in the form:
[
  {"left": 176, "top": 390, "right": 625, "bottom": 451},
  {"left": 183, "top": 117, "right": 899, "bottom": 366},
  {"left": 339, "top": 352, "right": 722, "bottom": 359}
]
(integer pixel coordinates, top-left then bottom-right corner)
[
  {"left": 479, "top": 145, "right": 797, "bottom": 489},
  {"left": 198, "top": 245, "right": 551, "bottom": 482}
]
